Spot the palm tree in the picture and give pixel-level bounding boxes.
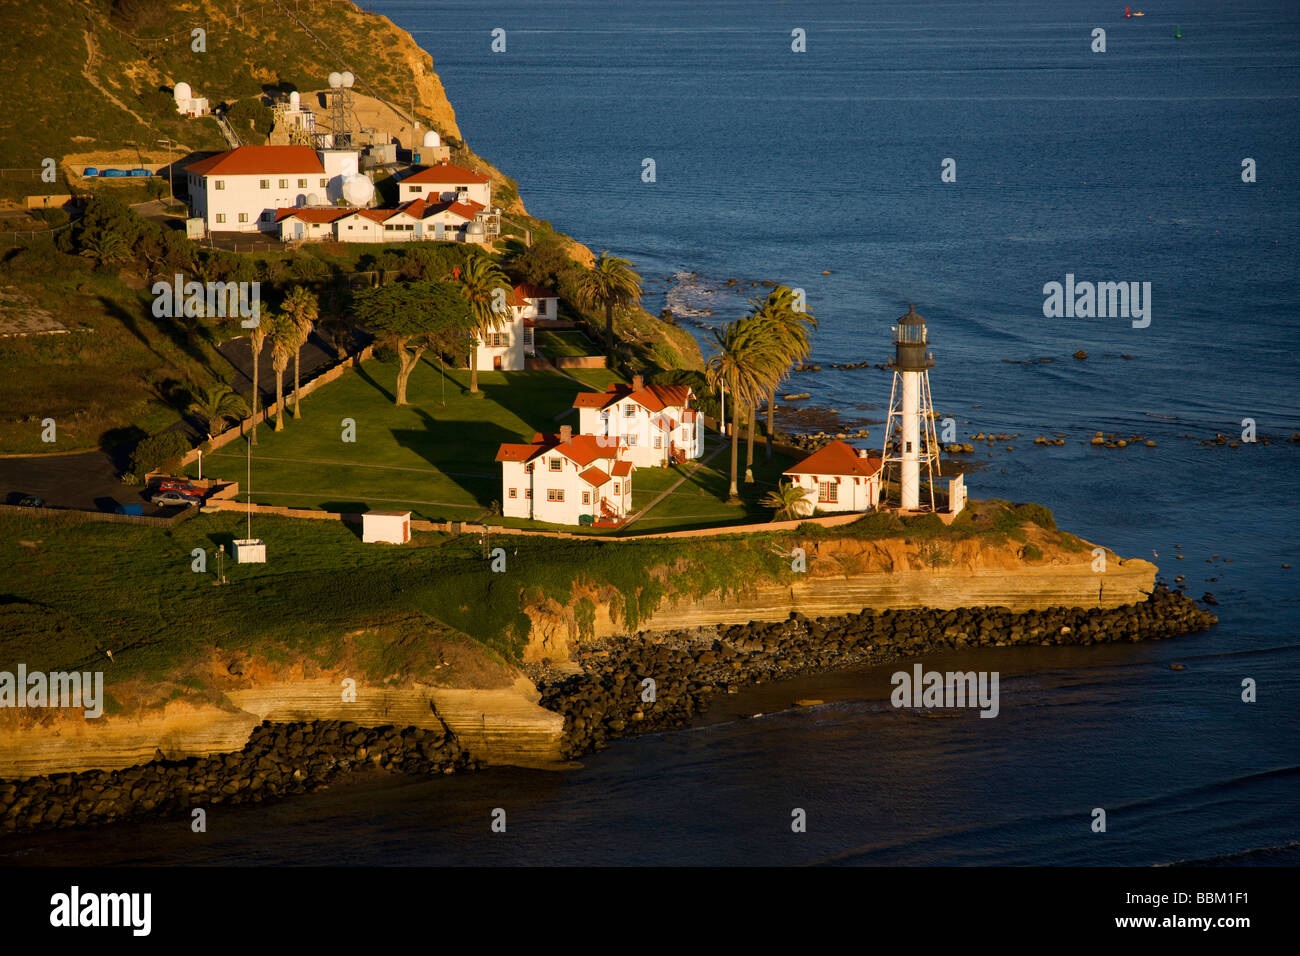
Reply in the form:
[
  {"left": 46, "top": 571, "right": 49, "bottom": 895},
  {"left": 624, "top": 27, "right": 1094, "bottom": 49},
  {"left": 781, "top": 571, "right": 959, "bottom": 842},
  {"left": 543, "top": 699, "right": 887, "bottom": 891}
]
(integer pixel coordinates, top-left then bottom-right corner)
[
  {"left": 755, "top": 286, "right": 817, "bottom": 461},
  {"left": 281, "top": 285, "right": 319, "bottom": 419},
  {"left": 573, "top": 251, "right": 642, "bottom": 347},
  {"left": 705, "top": 316, "right": 784, "bottom": 501},
  {"left": 247, "top": 313, "right": 270, "bottom": 445},
  {"left": 761, "top": 482, "right": 813, "bottom": 521},
  {"left": 187, "top": 382, "right": 249, "bottom": 440},
  {"left": 455, "top": 256, "right": 512, "bottom": 394},
  {"left": 267, "top": 313, "right": 296, "bottom": 432}
]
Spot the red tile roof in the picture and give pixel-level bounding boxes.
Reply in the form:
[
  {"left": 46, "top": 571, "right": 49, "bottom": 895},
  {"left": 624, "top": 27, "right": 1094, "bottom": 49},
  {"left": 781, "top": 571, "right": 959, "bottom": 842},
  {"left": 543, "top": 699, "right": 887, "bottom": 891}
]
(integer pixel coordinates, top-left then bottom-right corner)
[
  {"left": 514, "top": 283, "right": 556, "bottom": 301},
  {"left": 496, "top": 433, "right": 625, "bottom": 468},
  {"left": 610, "top": 461, "right": 634, "bottom": 477},
  {"left": 579, "top": 466, "right": 611, "bottom": 488},
  {"left": 783, "top": 440, "right": 883, "bottom": 478},
  {"left": 276, "top": 207, "right": 348, "bottom": 223},
  {"left": 394, "top": 198, "right": 478, "bottom": 223},
  {"left": 187, "top": 146, "right": 325, "bottom": 177},
  {"left": 402, "top": 162, "right": 490, "bottom": 185},
  {"left": 571, "top": 382, "right": 693, "bottom": 413}
]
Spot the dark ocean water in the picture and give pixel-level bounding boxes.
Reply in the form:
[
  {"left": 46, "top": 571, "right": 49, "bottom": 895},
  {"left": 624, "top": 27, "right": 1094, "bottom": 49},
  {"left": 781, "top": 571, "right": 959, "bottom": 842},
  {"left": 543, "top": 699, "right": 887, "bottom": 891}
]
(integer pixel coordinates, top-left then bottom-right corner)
[{"left": 8, "top": 0, "right": 1299, "bottom": 866}]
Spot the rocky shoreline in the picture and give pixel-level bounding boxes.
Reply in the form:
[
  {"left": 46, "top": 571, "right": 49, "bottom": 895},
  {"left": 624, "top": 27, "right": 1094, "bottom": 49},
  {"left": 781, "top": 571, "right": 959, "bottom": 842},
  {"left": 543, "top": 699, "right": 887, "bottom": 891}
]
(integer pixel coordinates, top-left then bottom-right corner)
[
  {"left": 0, "top": 718, "right": 477, "bottom": 835},
  {"left": 0, "top": 587, "right": 1215, "bottom": 835},
  {"left": 533, "top": 585, "right": 1216, "bottom": 758}
]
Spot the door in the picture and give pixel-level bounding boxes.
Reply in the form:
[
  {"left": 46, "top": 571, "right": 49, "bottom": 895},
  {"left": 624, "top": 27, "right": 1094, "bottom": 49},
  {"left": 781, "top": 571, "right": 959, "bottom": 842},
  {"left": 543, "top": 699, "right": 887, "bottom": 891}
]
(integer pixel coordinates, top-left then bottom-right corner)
[
  {"left": 295, "top": 223, "right": 303, "bottom": 240},
  {"left": 493, "top": 355, "right": 503, "bottom": 371}
]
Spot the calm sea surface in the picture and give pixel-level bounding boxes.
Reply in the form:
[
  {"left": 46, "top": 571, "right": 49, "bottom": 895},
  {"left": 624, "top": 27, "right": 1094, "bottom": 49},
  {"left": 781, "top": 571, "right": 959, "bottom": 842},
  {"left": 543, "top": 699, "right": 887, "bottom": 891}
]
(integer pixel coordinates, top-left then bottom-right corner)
[{"left": 7, "top": 0, "right": 1298, "bottom": 865}]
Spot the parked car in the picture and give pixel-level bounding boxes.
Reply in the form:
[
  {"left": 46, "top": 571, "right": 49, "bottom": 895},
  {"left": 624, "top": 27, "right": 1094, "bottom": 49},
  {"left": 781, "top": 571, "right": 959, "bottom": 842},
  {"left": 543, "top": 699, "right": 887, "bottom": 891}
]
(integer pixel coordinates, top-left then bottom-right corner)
[
  {"left": 150, "top": 491, "right": 200, "bottom": 508},
  {"left": 156, "top": 479, "right": 205, "bottom": 500},
  {"left": 17, "top": 495, "right": 45, "bottom": 507}
]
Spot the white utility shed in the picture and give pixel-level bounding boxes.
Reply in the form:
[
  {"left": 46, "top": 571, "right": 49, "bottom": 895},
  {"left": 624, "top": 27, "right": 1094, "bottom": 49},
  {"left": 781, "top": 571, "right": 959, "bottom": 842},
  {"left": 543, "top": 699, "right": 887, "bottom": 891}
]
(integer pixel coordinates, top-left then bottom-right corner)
[{"left": 361, "top": 511, "right": 411, "bottom": 544}]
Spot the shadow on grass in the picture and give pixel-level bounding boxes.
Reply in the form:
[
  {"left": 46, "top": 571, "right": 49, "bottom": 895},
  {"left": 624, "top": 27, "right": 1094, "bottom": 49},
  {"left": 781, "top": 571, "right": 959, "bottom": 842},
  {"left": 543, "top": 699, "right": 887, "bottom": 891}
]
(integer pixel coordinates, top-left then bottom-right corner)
[{"left": 354, "top": 359, "right": 396, "bottom": 403}]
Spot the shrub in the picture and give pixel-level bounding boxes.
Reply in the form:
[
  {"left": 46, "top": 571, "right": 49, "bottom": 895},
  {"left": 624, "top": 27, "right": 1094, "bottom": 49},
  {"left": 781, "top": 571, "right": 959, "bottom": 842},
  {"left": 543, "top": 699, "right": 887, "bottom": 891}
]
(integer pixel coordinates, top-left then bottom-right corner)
[
  {"left": 1014, "top": 501, "right": 1057, "bottom": 530},
  {"left": 1020, "top": 544, "right": 1044, "bottom": 562},
  {"left": 129, "top": 431, "right": 192, "bottom": 477}
]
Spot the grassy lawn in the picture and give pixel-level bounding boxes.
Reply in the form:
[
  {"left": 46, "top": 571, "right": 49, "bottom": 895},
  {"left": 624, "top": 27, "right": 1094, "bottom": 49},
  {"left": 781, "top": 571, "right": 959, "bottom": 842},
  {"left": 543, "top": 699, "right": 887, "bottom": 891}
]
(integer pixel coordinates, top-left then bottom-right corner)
[
  {"left": 624, "top": 433, "right": 797, "bottom": 532},
  {"left": 191, "top": 358, "right": 591, "bottom": 521},
  {"left": 535, "top": 329, "right": 601, "bottom": 358}
]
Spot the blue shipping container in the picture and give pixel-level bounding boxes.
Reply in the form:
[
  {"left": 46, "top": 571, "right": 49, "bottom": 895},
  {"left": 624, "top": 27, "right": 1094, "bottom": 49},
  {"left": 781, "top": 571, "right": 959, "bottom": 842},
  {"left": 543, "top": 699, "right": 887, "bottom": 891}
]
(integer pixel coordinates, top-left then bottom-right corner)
[
  {"left": 83, "top": 167, "right": 99, "bottom": 177},
  {"left": 114, "top": 504, "right": 144, "bottom": 516}
]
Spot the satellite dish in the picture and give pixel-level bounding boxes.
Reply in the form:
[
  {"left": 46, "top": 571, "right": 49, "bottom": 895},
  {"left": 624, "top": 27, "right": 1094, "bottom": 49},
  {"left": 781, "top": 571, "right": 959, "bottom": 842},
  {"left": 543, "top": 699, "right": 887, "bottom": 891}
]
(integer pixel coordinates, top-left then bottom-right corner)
[
  {"left": 340, "top": 71, "right": 355, "bottom": 88},
  {"left": 422, "top": 130, "right": 441, "bottom": 148},
  {"left": 341, "top": 174, "right": 374, "bottom": 206},
  {"left": 328, "top": 72, "right": 342, "bottom": 89},
  {"left": 288, "top": 90, "right": 301, "bottom": 109},
  {"left": 174, "top": 82, "right": 192, "bottom": 102},
  {"left": 306, "top": 192, "right": 321, "bottom": 207}
]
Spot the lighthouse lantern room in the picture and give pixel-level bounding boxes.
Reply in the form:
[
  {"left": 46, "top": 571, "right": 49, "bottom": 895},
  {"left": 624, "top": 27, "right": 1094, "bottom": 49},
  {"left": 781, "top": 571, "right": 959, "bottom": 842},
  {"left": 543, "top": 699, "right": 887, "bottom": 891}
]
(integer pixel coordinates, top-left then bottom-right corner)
[{"left": 882, "top": 304, "right": 941, "bottom": 512}]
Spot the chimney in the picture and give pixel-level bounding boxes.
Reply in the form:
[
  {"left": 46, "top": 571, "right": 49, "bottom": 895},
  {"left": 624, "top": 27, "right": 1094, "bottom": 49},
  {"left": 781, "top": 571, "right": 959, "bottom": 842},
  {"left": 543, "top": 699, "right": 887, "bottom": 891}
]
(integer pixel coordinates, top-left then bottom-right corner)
[
  {"left": 858, "top": 448, "right": 869, "bottom": 459},
  {"left": 632, "top": 374, "right": 644, "bottom": 391},
  {"left": 560, "top": 425, "right": 572, "bottom": 444}
]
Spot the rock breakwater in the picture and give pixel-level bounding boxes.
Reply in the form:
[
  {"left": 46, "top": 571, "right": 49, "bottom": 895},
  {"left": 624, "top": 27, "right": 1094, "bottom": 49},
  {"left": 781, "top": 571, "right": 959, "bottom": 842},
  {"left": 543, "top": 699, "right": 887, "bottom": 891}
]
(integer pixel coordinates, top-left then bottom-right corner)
[
  {"left": 536, "top": 586, "right": 1216, "bottom": 758},
  {"left": 0, "top": 718, "right": 476, "bottom": 835}
]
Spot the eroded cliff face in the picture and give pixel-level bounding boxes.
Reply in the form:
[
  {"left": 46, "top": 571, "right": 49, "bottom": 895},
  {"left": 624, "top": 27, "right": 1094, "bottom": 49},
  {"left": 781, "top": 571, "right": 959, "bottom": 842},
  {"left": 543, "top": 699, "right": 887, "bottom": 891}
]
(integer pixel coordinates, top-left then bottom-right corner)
[{"left": 517, "top": 528, "right": 1158, "bottom": 661}]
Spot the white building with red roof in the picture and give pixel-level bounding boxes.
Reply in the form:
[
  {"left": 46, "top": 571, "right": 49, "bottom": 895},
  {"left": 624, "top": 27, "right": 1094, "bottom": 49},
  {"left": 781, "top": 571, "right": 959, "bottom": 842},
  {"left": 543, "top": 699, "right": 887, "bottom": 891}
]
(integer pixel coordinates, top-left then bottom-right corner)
[
  {"left": 495, "top": 426, "right": 635, "bottom": 526},
  {"left": 572, "top": 375, "right": 703, "bottom": 468},
  {"left": 184, "top": 145, "right": 360, "bottom": 233},
  {"left": 781, "top": 440, "right": 883, "bottom": 513},
  {"left": 398, "top": 162, "right": 492, "bottom": 206},
  {"left": 274, "top": 198, "right": 486, "bottom": 244}
]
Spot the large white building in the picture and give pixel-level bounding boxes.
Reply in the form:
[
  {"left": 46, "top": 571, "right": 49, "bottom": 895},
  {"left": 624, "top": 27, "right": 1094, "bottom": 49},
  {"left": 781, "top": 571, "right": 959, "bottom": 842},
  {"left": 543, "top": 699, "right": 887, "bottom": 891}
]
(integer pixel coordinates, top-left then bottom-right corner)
[
  {"left": 185, "top": 145, "right": 360, "bottom": 233},
  {"left": 495, "top": 427, "right": 635, "bottom": 526},
  {"left": 572, "top": 376, "right": 703, "bottom": 469},
  {"left": 781, "top": 440, "right": 883, "bottom": 514}
]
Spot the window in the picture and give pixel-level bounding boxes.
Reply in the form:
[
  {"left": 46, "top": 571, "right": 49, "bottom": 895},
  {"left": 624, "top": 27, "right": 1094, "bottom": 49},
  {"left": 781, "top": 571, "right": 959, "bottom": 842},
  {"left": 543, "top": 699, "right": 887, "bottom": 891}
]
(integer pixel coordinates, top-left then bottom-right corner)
[
  {"left": 613, "top": 483, "right": 620, "bottom": 495},
  {"left": 214, "top": 180, "right": 225, "bottom": 190},
  {"left": 524, "top": 488, "right": 531, "bottom": 499},
  {"left": 238, "top": 213, "right": 248, "bottom": 223},
  {"left": 582, "top": 491, "right": 590, "bottom": 505},
  {"left": 626, "top": 435, "right": 637, "bottom": 446},
  {"left": 320, "top": 178, "right": 328, "bottom": 187},
  {"left": 490, "top": 332, "right": 508, "bottom": 347},
  {"left": 549, "top": 458, "right": 562, "bottom": 472},
  {"left": 298, "top": 178, "right": 308, "bottom": 188},
  {"left": 653, "top": 436, "right": 662, "bottom": 449},
  {"left": 279, "top": 178, "right": 288, "bottom": 188},
  {"left": 547, "top": 489, "right": 564, "bottom": 502},
  {"left": 508, "top": 488, "right": 517, "bottom": 499},
  {"left": 260, "top": 179, "right": 269, "bottom": 189},
  {"left": 818, "top": 481, "right": 838, "bottom": 504},
  {"left": 410, "top": 185, "right": 423, "bottom": 193},
  {"left": 624, "top": 404, "right": 636, "bottom": 418},
  {"left": 215, "top": 213, "right": 226, "bottom": 224},
  {"left": 347, "top": 225, "right": 354, "bottom": 230}
]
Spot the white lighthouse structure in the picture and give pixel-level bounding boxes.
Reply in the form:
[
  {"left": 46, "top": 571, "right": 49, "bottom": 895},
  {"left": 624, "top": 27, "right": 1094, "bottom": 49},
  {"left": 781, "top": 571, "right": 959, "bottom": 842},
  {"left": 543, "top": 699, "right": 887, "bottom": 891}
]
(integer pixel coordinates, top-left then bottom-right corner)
[{"left": 882, "top": 304, "right": 941, "bottom": 512}]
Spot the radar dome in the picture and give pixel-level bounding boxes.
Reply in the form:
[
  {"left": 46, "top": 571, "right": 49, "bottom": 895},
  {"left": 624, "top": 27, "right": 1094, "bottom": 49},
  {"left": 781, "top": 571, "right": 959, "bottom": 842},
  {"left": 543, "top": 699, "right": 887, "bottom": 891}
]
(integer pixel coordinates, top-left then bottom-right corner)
[
  {"left": 305, "top": 192, "right": 322, "bottom": 207},
  {"left": 341, "top": 174, "right": 374, "bottom": 206},
  {"left": 328, "top": 72, "right": 342, "bottom": 89},
  {"left": 173, "top": 82, "right": 192, "bottom": 102},
  {"left": 422, "top": 130, "right": 441, "bottom": 148},
  {"left": 288, "top": 91, "right": 301, "bottom": 109},
  {"left": 340, "top": 71, "right": 355, "bottom": 88}
]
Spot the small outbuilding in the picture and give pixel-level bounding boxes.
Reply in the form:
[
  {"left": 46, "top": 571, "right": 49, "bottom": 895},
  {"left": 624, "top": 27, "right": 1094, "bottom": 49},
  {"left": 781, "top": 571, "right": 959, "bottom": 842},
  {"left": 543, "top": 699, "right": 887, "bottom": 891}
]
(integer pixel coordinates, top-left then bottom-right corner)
[
  {"left": 231, "top": 538, "right": 267, "bottom": 563},
  {"left": 361, "top": 510, "right": 411, "bottom": 544},
  {"left": 782, "top": 439, "right": 883, "bottom": 513}
]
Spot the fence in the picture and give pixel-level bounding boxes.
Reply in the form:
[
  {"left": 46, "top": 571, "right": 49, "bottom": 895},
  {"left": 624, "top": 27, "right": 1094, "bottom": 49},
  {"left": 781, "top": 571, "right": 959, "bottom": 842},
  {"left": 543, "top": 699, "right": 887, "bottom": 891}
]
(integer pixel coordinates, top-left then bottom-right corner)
[
  {"left": 178, "top": 344, "right": 376, "bottom": 466},
  {"left": 0, "top": 502, "right": 197, "bottom": 529}
]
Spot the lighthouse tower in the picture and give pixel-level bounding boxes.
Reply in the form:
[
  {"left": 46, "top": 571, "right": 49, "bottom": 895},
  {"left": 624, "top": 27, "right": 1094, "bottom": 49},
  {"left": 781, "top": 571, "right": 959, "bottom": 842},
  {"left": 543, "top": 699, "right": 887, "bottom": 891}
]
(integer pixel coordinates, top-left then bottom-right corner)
[{"left": 882, "top": 304, "right": 941, "bottom": 512}]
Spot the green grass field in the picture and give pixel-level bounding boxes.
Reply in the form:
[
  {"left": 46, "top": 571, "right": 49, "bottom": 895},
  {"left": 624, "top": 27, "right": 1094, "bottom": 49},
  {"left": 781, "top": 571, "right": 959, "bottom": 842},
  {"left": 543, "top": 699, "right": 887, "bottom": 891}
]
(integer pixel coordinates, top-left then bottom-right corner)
[{"left": 535, "top": 329, "right": 601, "bottom": 358}]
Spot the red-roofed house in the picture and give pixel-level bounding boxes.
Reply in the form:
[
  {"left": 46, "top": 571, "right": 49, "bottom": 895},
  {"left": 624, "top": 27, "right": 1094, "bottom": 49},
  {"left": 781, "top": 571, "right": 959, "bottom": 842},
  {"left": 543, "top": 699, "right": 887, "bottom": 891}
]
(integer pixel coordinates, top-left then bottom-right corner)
[
  {"left": 398, "top": 162, "right": 492, "bottom": 206},
  {"left": 495, "top": 426, "right": 635, "bottom": 525},
  {"left": 781, "top": 440, "right": 883, "bottom": 513},
  {"left": 184, "top": 145, "right": 360, "bottom": 233},
  {"left": 572, "top": 375, "right": 703, "bottom": 468}
]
